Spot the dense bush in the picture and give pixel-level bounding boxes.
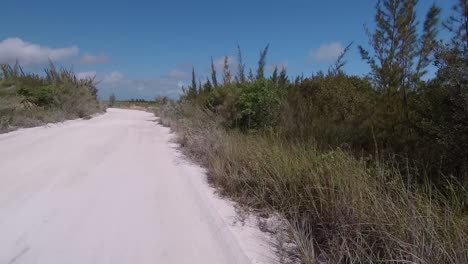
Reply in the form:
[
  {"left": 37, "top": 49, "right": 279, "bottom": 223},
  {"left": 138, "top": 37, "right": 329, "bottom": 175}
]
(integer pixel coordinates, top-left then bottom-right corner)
[
  {"left": 412, "top": 46, "right": 468, "bottom": 181},
  {"left": 281, "top": 73, "right": 375, "bottom": 148},
  {"left": 233, "top": 80, "right": 281, "bottom": 129},
  {"left": 0, "top": 62, "right": 101, "bottom": 132}
]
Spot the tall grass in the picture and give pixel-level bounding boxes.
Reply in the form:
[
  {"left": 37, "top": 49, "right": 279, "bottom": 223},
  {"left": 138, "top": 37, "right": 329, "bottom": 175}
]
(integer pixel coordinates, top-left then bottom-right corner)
[
  {"left": 0, "top": 62, "right": 102, "bottom": 132},
  {"left": 158, "top": 102, "right": 467, "bottom": 263}
]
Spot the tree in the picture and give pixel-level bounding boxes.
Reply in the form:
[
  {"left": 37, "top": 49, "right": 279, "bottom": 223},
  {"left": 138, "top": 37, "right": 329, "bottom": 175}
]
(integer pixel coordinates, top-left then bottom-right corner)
[
  {"left": 417, "top": 4, "right": 442, "bottom": 78},
  {"left": 413, "top": 0, "right": 468, "bottom": 180},
  {"left": 108, "top": 93, "right": 116, "bottom": 107},
  {"left": 184, "top": 67, "right": 198, "bottom": 99},
  {"left": 271, "top": 66, "right": 279, "bottom": 85},
  {"left": 397, "top": 0, "right": 418, "bottom": 123},
  {"left": 359, "top": 0, "right": 441, "bottom": 132},
  {"left": 223, "top": 56, "right": 231, "bottom": 85},
  {"left": 248, "top": 68, "right": 255, "bottom": 82},
  {"left": 279, "top": 67, "right": 288, "bottom": 87},
  {"left": 416, "top": 45, "right": 468, "bottom": 181},
  {"left": 256, "top": 44, "right": 269, "bottom": 80},
  {"left": 237, "top": 45, "right": 246, "bottom": 83},
  {"left": 155, "top": 95, "right": 168, "bottom": 105},
  {"left": 203, "top": 77, "right": 213, "bottom": 93},
  {"left": 211, "top": 57, "right": 218, "bottom": 89},
  {"left": 331, "top": 42, "right": 353, "bottom": 75},
  {"left": 443, "top": 0, "right": 468, "bottom": 52}
]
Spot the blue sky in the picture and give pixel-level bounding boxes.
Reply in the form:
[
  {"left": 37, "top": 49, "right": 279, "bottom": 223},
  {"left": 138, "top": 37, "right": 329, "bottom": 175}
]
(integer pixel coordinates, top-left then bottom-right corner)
[{"left": 0, "top": 0, "right": 455, "bottom": 99}]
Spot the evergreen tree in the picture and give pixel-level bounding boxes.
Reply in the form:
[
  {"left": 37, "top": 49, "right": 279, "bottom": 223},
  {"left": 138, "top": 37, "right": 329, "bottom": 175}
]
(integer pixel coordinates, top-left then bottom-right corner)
[
  {"left": 359, "top": 0, "right": 440, "bottom": 126},
  {"left": 279, "top": 67, "right": 288, "bottom": 87},
  {"left": 108, "top": 93, "right": 116, "bottom": 107},
  {"left": 203, "top": 77, "right": 213, "bottom": 93},
  {"left": 211, "top": 57, "right": 218, "bottom": 89},
  {"left": 417, "top": 4, "right": 442, "bottom": 78},
  {"left": 223, "top": 56, "right": 231, "bottom": 85},
  {"left": 247, "top": 68, "right": 255, "bottom": 82},
  {"left": 397, "top": 0, "right": 418, "bottom": 122},
  {"left": 271, "top": 66, "right": 279, "bottom": 85},
  {"left": 237, "top": 45, "right": 246, "bottom": 83},
  {"left": 187, "top": 67, "right": 197, "bottom": 98},
  {"left": 256, "top": 44, "right": 269, "bottom": 80},
  {"left": 331, "top": 42, "right": 353, "bottom": 75},
  {"left": 443, "top": 0, "right": 468, "bottom": 51}
]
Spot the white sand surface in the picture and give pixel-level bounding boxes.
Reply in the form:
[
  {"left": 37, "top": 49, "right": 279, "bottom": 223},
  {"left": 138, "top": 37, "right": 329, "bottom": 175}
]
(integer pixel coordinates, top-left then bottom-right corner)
[{"left": 0, "top": 108, "right": 276, "bottom": 264}]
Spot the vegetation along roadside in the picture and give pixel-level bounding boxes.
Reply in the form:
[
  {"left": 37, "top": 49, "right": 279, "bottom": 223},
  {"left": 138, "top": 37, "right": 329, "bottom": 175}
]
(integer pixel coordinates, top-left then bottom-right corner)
[
  {"left": 156, "top": 0, "right": 467, "bottom": 263},
  {"left": 0, "top": 62, "right": 102, "bottom": 133}
]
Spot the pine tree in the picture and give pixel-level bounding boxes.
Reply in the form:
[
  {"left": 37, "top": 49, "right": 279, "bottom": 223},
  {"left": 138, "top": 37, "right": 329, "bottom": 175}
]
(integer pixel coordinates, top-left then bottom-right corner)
[
  {"left": 198, "top": 79, "right": 202, "bottom": 94},
  {"left": 397, "top": 0, "right": 418, "bottom": 122},
  {"left": 443, "top": 0, "right": 468, "bottom": 51},
  {"left": 279, "top": 67, "right": 288, "bottom": 87},
  {"left": 203, "top": 77, "right": 213, "bottom": 93},
  {"left": 331, "top": 42, "right": 353, "bottom": 75},
  {"left": 294, "top": 75, "right": 302, "bottom": 86},
  {"left": 187, "top": 67, "right": 197, "bottom": 99},
  {"left": 211, "top": 57, "right": 218, "bottom": 89},
  {"left": 256, "top": 44, "right": 269, "bottom": 80},
  {"left": 108, "top": 93, "right": 116, "bottom": 107},
  {"left": 359, "top": 0, "right": 440, "bottom": 126},
  {"left": 417, "top": 4, "right": 441, "bottom": 78},
  {"left": 223, "top": 56, "right": 231, "bottom": 85},
  {"left": 237, "top": 45, "right": 246, "bottom": 83},
  {"left": 271, "top": 66, "right": 279, "bottom": 85},
  {"left": 248, "top": 68, "right": 255, "bottom": 82}
]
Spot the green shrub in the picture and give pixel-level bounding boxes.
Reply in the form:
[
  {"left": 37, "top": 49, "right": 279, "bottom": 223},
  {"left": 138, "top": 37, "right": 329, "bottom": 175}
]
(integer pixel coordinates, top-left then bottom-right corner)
[
  {"left": 30, "top": 85, "right": 56, "bottom": 106},
  {"left": 234, "top": 80, "right": 282, "bottom": 130},
  {"left": 108, "top": 93, "right": 116, "bottom": 107},
  {"left": 281, "top": 74, "right": 375, "bottom": 148}
]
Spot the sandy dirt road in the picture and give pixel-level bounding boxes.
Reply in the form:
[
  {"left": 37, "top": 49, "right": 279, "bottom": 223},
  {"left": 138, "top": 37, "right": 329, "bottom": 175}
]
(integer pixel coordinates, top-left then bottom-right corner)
[{"left": 0, "top": 108, "right": 274, "bottom": 264}]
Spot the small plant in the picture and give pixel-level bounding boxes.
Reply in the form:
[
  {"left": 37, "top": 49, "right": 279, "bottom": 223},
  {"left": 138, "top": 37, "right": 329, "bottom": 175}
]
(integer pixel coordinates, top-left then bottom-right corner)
[{"left": 108, "top": 93, "right": 116, "bottom": 107}]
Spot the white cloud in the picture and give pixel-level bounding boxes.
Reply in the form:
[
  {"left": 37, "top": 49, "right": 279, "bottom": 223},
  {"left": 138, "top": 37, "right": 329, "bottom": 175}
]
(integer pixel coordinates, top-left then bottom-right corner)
[
  {"left": 98, "top": 77, "right": 183, "bottom": 100},
  {"left": 97, "top": 70, "right": 185, "bottom": 100},
  {"left": 177, "top": 81, "right": 185, "bottom": 88},
  {"left": 168, "top": 69, "right": 190, "bottom": 80},
  {"left": 102, "top": 71, "right": 124, "bottom": 84},
  {"left": 309, "top": 42, "right": 344, "bottom": 62},
  {"left": 76, "top": 71, "right": 96, "bottom": 80},
  {"left": 0, "top": 38, "right": 79, "bottom": 65},
  {"left": 78, "top": 53, "right": 110, "bottom": 65}
]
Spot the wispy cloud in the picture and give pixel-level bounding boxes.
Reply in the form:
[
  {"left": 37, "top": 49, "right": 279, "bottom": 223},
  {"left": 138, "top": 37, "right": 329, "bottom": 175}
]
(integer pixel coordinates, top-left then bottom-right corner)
[
  {"left": 213, "top": 55, "right": 236, "bottom": 72},
  {"left": 102, "top": 71, "right": 124, "bottom": 84},
  {"left": 98, "top": 70, "right": 183, "bottom": 100},
  {"left": 309, "top": 42, "right": 344, "bottom": 62},
  {"left": 77, "top": 53, "right": 110, "bottom": 65},
  {"left": 0, "top": 38, "right": 79, "bottom": 65},
  {"left": 76, "top": 71, "right": 96, "bottom": 80},
  {"left": 167, "top": 69, "right": 190, "bottom": 80}
]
